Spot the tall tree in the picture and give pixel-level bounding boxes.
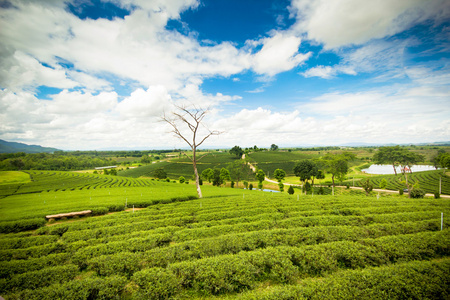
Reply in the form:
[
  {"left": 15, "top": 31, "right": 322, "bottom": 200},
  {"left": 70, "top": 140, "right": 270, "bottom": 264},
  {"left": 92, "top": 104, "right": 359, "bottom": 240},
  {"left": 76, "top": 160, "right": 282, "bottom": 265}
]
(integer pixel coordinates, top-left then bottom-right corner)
[
  {"left": 399, "top": 151, "right": 425, "bottom": 185},
  {"left": 229, "top": 145, "right": 244, "bottom": 158},
  {"left": 320, "top": 153, "right": 353, "bottom": 188},
  {"left": 372, "top": 146, "right": 403, "bottom": 175},
  {"left": 270, "top": 144, "right": 279, "bottom": 151},
  {"left": 255, "top": 169, "right": 265, "bottom": 190},
  {"left": 227, "top": 159, "right": 253, "bottom": 188},
  {"left": 201, "top": 168, "right": 214, "bottom": 183},
  {"left": 273, "top": 168, "right": 286, "bottom": 183},
  {"left": 293, "top": 160, "right": 318, "bottom": 185},
  {"left": 162, "top": 105, "right": 222, "bottom": 198}
]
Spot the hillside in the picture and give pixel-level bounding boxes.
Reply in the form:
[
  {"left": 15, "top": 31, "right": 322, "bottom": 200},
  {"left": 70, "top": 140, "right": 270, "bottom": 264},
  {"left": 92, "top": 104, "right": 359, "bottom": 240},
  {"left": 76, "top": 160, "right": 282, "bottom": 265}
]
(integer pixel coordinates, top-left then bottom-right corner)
[{"left": 0, "top": 139, "right": 60, "bottom": 154}]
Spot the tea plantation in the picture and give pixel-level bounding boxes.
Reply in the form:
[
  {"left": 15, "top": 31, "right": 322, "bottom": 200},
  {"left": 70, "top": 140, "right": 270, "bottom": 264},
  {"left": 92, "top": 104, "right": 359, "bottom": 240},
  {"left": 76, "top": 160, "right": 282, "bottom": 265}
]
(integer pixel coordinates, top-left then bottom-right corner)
[{"left": 0, "top": 171, "right": 449, "bottom": 299}]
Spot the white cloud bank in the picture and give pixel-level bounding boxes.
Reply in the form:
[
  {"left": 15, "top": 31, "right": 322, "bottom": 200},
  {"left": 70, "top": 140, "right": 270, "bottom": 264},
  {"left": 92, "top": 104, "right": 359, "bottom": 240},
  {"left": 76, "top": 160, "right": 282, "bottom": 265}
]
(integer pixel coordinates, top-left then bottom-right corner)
[{"left": 0, "top": 0, "right": 449, "bottom": 149}]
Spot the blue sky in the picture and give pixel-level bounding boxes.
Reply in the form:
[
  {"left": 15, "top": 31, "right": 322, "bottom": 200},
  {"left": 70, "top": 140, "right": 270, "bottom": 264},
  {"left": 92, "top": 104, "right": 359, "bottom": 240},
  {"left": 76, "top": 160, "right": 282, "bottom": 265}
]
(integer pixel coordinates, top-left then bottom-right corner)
[{"left": 0, "top": 0, "right": 449, "bottom": 150}]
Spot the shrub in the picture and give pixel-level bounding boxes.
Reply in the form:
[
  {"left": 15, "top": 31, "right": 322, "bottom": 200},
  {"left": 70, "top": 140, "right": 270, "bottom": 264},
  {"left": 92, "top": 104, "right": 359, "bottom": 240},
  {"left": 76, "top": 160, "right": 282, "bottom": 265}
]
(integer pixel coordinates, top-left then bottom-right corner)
[
  {"left": 287, "top": 185, "right": 294, "bottom": 195},
  {"left": 399, "top": 189, "right": 404, "bottom": 195},
  {"left": 107, "top": 204, "right": 125, "bottom": 212},
  {"left": 249, "top": 184, "right": 253, "bottom": 190},
  {"left": 91, "top": 207, "right": 109, "bottom": 216},
  {"left": 318, "top": 186, "right": 325, "bottom": 195},
  {"left": 179, "top": 176, "right": 185, "bottom": 184},
  {"left": 0, "top": 218, "right": 46, "bottom": 234},
  {"left": 410, "top": 188, "right": 425, "bottom": 199},
  {"left": 88, "top": 252, "right": 142, "bottom": 278},
  {"left": 434, "top": 192, "right": 440, "bottom": 199},
  {"left": 132, "top": 267, "right": 181, "bottom": 299}
]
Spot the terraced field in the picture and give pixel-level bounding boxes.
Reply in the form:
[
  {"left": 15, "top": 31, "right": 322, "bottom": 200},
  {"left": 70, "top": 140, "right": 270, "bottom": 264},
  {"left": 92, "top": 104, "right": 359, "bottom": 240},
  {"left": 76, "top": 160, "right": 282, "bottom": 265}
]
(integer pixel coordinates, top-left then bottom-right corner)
[
  {"left": 1, "top": 192, "right": 449, "bottom": 299},
  {"left": 0, "top": 171, "right": 160, "bottom": 198},
  {"left": 348, "top": 170, "right": 450, "bottom": 195}
]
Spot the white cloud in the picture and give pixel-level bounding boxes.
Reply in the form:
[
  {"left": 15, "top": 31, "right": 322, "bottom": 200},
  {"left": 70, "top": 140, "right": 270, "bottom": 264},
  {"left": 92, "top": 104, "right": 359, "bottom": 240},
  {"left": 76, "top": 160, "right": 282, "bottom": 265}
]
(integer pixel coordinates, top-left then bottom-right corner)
[
  {"left": 47, "top": 90, "right": 118, "bottom": 114},
  {"left": 302, "top": 66, "right": 337, "bottom": 79},
  {"left": 301, "top": 40, "right": 409, "bottom": 79},
  {"left": 252, "top": 33, "right": 311, "bottom": 76},
  {"left": 289, "top": 0, "right": 450, "bottom": 49},
  {"left": 0, "top": 51, "right": 77, "bottom": 92},
  {"left": 116, "top": 85, "right": 171, "bottom": 118}
]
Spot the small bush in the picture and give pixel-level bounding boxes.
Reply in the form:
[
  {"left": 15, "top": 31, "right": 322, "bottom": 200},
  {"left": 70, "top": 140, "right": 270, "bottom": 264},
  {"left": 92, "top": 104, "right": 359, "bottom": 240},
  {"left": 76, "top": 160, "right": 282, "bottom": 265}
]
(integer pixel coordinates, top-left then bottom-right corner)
[
  {"left": 318, "top": 186, "right": 325, "bottom": 195},
  {"left": 249, "top": 184, "right": 253, "bottom": 190},
  {"left": 91, "top": 207, "right": 109, "bottom": 216},
  {"left": 410, "top": 188, "right": 425, "bottom": 199},
  {"left": 287, "top": 185, "right": 294, "bottom": 195},
  {"left": 434, "top": 192, "right": 440, "bottom": 199},
  {"left": 132, "top": 267, "right": 181, "bottom": 299},
  {"left": 179, "top": 176, "right": 185, "bottom": 184},
  {"left": 399, "top": 189, "right": 404, "bottom": 195}
]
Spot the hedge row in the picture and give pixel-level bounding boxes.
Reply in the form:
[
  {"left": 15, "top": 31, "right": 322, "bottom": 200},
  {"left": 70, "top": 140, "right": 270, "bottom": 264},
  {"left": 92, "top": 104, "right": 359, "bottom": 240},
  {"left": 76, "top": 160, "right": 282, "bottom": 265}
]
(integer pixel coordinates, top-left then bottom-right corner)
[
  {"left": 131, "top": 230, "right": 449, "bottom": 297},
  {"left": 0, "top": 218, "right": 46, "bottom": 233},
  {"left": 7, "top": 275, "right": 127, "bottom": 300},
  {"left": 0, "top": 264, "right": 78, "bottom": 294},
  {"left": 232, "top": 258, "right": 450, "bottom": 300},
  {"left": 0, "top": 253, "right": 70, "bottom": 279},
  {"left": 140, "top": 219, "right": 443, "bottom": 268}
]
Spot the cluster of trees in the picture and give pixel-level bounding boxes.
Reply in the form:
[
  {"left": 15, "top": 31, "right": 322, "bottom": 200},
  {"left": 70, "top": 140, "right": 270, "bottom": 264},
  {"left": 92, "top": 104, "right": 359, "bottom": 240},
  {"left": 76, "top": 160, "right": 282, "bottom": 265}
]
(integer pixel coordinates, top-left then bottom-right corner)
[
  {"left": 0, "top": 152, "right": 115, "bottom": 171},
  {"left": 229, "top": 144, "right": 279, "bottom": 158},
  {"left": 200, "top": 159, "right": 255, "bottom": 188},
  {"left": 432, "top": 151, "right": 450, "bottom": 171}
]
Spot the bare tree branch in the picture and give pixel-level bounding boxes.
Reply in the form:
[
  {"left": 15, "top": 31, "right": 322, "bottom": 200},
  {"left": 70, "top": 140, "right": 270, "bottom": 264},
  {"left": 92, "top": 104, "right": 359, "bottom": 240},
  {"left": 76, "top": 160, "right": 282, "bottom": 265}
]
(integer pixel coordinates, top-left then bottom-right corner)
[{"left": 161, "top": 104, "right": 222, "bottom": 198}]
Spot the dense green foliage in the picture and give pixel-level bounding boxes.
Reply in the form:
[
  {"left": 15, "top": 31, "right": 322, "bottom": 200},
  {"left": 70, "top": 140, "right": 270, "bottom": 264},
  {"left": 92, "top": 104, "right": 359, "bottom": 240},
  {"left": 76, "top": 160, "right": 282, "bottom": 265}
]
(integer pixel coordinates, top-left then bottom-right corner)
[
  {"left": 1, "top": 188, "right": 449, "bottom": 298},
  {"left": 0, "top": 152, "right": 115, "bottom": 171}
]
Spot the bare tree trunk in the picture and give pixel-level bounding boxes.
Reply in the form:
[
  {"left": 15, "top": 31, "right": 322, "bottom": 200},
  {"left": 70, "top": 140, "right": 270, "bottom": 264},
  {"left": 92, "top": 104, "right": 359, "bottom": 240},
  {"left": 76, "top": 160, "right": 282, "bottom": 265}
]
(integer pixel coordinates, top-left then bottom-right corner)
[
  {"left": 193, "top": 158, "right": 202, "bottom": 198},
  {"left": 162, "top": 104, "right": 222, "bottom": 199}
]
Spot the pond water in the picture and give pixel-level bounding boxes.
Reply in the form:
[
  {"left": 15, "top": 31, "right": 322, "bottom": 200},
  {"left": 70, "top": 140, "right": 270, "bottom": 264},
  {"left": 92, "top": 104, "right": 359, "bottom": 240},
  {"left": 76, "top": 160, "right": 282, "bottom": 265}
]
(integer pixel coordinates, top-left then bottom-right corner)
[{"left": 361, "top": 164, "right": 438, "bottom": 175}]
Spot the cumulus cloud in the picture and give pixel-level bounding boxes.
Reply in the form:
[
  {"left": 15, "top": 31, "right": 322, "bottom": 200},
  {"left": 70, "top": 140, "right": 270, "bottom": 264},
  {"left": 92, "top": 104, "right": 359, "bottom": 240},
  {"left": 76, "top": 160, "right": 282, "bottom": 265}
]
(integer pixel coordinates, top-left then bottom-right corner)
[
  {"left": 47, "top": 90, "right": 118, "bottom": 114},
  {"left": 251, "top": 33, "right": 311, "bottom": 76},
  {"left": 289, "top": 0, "right": 450, "bottom": 49},
  {"left": 116, "top": 85, "right": 171, "bottom": 118}
]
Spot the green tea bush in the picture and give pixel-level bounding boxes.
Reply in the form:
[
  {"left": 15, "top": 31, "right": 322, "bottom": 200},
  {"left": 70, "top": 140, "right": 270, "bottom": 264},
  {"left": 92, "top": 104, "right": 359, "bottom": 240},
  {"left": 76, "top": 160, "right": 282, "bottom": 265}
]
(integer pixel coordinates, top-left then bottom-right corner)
[
  {"left": 234, "top": 259, "right": 450, "bottom": 300},
  {"left": 0, "top": 234, "right": 58, "bottom": 250},
  {"left": 0, "top": 218, "right": 46, "bottom": 233},
  {"left": 0, "top": 253, "right": 70, "bottom": 279},
  {"left": 0, "top": 264, "right": 78, "bottom": 294},
  {"left": 88, "top": 251, "right": 142, "bottom": 278},
  {"left": 132, "top": 267, "right": 181, "bottom": 299},
  {"left": 8, "top": 275, "right": 127, "bottom": 300},
  {"left": 410, "top": 188, "right": 425, "bottom": 198},
  {"left": 91, "top": 207, "right": 109, "bottom": 216}
]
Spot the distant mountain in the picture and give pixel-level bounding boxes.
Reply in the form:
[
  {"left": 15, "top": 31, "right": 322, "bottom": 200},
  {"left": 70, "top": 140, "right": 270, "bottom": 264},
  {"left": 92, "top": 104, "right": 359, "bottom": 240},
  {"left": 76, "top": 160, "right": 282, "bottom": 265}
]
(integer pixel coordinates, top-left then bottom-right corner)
[{"left": 0, "top": 139, "right": 60, "bottom": 154}]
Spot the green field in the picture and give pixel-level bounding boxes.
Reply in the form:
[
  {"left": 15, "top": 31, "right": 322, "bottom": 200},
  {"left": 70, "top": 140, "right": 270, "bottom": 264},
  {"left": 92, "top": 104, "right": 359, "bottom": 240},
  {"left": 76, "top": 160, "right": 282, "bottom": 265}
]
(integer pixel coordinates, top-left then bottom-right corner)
[
  {"left": 0, "top": 172, "right": 30, "bottom": 185},
  {"left": 345, "top": 169, "right": 450, "bottom": 195},
  {"left": 0, "top": 167, "right": 449, "bottom": 299},
  {"left": 118, "top": 152, "right": 240, "bottom": 179}
]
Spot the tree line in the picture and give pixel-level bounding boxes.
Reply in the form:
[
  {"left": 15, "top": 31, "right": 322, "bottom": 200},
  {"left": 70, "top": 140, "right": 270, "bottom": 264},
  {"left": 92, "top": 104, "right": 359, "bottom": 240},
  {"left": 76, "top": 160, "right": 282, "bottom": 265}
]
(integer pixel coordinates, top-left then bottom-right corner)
[{"left": 0, "top": 152, "right": 115, "bottom": 171}]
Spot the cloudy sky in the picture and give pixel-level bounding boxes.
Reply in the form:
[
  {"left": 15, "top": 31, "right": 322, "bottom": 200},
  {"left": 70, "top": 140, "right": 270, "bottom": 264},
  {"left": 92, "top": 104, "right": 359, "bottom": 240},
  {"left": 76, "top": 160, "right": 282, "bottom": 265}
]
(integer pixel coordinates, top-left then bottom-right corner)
[{"left": 1, "top": 0, "right": 449, "bottom": 150}]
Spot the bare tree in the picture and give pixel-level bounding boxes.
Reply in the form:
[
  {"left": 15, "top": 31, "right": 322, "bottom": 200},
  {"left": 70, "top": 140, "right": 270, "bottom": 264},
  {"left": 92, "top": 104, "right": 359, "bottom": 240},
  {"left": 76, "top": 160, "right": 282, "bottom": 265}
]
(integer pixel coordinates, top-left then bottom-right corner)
[{"left": 162, "top": 104, "right": 222, "bottom": 198}]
